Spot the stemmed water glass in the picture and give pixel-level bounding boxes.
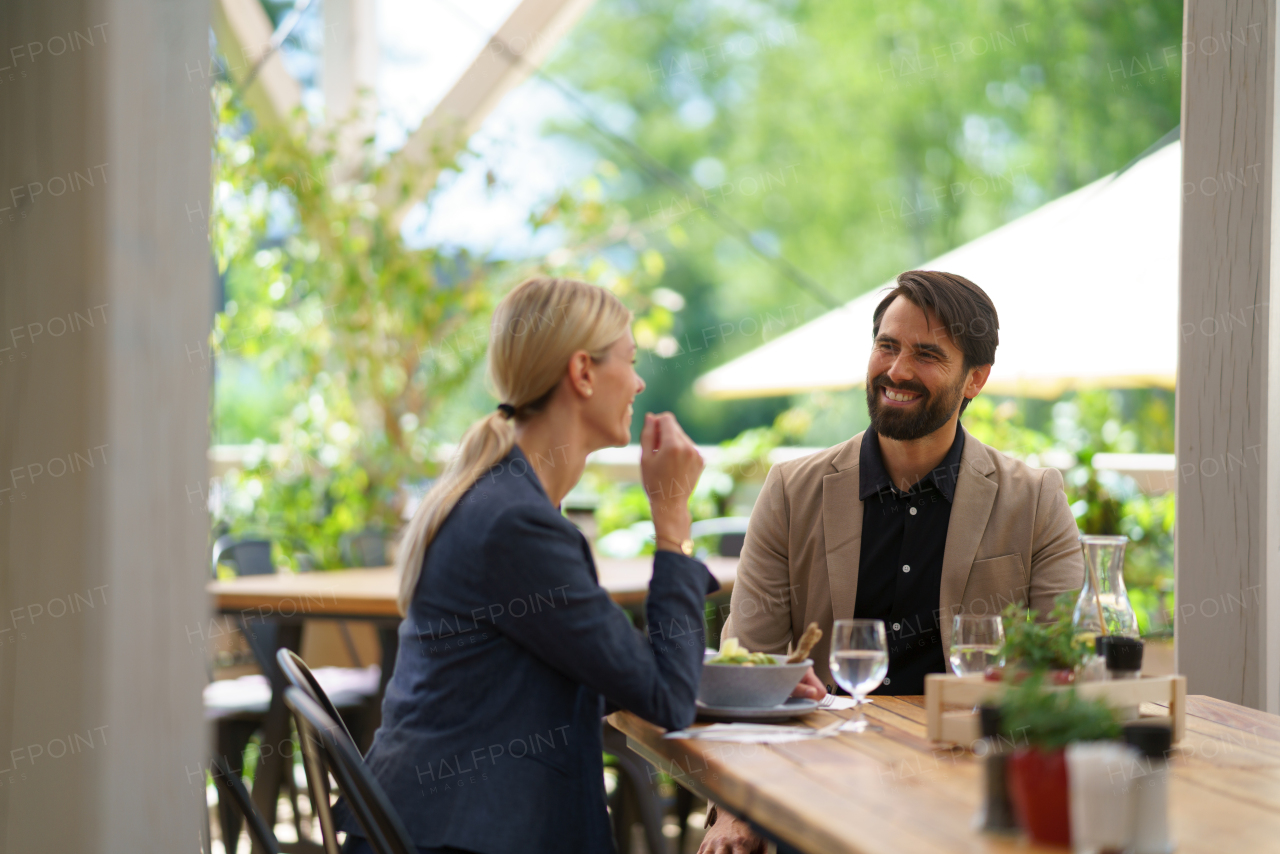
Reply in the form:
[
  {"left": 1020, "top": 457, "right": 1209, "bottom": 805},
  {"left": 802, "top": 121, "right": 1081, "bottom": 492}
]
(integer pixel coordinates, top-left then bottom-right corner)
[
  {"left": 828, "top": 619, "right": 888, "bottom": 733},
  {"left": 949, "top": 614, "right": 1006, "bottom": 677}
]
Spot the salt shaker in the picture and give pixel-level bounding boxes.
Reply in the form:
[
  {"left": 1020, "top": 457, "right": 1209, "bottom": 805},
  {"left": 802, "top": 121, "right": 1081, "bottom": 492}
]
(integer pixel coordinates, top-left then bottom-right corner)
[
  {"left": 975, "top": 705, "right": 1018, "bottom": 833},
  {"left": 1066, "top": 740, "right": 1137, "bottom": 853},
  {"left": 1124, "top": 721, "right": 1175, "bottom": 854}
]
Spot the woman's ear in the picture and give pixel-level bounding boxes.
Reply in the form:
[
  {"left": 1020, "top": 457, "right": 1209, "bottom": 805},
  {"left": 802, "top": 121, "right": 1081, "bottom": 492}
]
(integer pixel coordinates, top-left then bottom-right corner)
[{"left": 566, "top": 350, "right": 595, "bottom": 399}]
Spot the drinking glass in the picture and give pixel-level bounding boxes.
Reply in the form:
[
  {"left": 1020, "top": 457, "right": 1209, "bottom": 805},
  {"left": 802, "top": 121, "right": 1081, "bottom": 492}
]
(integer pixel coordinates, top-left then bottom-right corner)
[
  {"left": 829, "top": 619, "right": 888, "bottom": 732},
  {"left": 949, "top": 614, "right": 1005, "bottom": 677}
]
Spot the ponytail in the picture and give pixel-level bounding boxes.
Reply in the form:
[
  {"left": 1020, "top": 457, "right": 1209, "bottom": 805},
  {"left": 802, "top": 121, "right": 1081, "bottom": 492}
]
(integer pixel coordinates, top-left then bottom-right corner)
[
  {"left": 396, "top": 410, "right": 516, "bottom": 615},
  {"left": 395, "top": 276, "right": 632, "bottom": 616}
]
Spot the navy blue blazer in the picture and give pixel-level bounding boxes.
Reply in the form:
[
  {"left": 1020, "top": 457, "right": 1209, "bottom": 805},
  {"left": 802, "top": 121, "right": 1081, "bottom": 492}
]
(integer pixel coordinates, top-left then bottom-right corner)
[{"left": 344, "top": 445, "right": 718, "bottom": 853}]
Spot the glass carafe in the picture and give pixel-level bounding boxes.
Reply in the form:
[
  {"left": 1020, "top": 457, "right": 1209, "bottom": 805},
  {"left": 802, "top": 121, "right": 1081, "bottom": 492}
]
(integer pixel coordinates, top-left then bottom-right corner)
[{"left": 1072, "top": 535, "right": 1139, "bottom": 640}]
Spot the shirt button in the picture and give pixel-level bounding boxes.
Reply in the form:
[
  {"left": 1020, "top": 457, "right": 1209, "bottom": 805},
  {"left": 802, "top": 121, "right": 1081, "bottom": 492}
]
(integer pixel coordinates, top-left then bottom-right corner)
[
  {"left": 892, "top": 622, "right": 901, "bottom": 631},
  {"left": 902, "top": 564, "right": 911, "bottom": 573},
  {"left": 909, "top": 507, "right": 917, "bottom": 515},
  {"left": 883, "top": 677, "right": 891, "bottom": 686}
]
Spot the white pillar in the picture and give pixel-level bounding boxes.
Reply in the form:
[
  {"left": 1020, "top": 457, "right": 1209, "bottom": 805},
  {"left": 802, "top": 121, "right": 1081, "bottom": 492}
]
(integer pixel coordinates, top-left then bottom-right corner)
[
  {"left": 0, "top": 1, "right": 211, "bottom": 849},
  {"left": 1177, "top": 0, "right": 1280, "bottom": 712}
]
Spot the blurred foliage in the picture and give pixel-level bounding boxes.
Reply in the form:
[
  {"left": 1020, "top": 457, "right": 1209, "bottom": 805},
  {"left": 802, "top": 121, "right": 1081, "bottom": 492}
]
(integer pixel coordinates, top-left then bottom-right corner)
[
  {"left": 209, "top": 83, "right": 670, "bottom": 567},
  {"left": 965, "top": 389, "right": 1175, "bottom": 636},
  {"left": 998, "top": 595, "right": 1092, "bottom": 673},
  {"left": 592, "top": 400, "right": 811, "bottom": 556},
  {"left": 547, "top": 0, "right": 1182, "bottom": 442},
  {"left": 999, "top": 673, "right": 1122, "bottom": 751}
]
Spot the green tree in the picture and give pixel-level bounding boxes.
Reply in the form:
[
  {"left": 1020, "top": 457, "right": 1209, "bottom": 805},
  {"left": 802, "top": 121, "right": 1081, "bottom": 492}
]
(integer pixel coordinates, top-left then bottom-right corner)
[
  {"left": 546, "top": 0, "right": 1182, "bottom": 440},
  {"left": 210, "top": 86, "right": 668, "bottom": 565}
]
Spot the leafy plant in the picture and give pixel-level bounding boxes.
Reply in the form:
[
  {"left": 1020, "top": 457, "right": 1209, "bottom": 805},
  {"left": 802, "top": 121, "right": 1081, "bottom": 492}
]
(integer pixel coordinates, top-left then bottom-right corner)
[
  {"left": 210, "top": 81, "right": 671, "bottom": 567},
  {"left": 998, "top": 595, "right": 1091, "bottom": 673},
  {"left": 999, "top": 675, "right": 1121, "bottom": 751}
]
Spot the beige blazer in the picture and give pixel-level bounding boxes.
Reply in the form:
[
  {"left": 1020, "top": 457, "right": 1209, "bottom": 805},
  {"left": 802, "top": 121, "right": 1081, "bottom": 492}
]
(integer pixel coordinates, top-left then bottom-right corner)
[{"left": 721, "top": 428, "right": 1084, "bottom": 689}]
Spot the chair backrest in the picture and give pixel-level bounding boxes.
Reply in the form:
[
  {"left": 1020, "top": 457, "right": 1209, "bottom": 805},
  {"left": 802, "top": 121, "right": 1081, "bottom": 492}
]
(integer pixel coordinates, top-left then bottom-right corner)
[
  {"left": 210, "top": 754, "right": 281, "bottom": 854},
  {"left": 276, "top": 648, "right": 358, "bottom": 751},
  {"left": 212, "top": 536, "right": 275, "bottom": 577},
  {"left": 284, "top": 687, "right": 416, "bottom": 854},
  {"left": 689, "top": 516, "right": 750, "bottom": 557},
  {"left": 340, "top": 529, "right": 387, "bottom": 567}
]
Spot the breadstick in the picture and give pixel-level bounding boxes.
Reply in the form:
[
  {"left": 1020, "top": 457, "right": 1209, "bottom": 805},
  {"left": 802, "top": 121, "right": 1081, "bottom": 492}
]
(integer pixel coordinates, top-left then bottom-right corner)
[{"left": 786, "top": 622, "right": 822, "bottom": 663}]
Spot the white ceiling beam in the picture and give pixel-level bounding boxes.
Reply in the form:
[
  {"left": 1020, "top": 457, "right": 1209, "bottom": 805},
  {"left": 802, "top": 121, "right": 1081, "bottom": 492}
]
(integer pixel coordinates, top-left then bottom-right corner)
[
  {"left": 324, "top": 0, "right": 379, "bottom": 178},
  {"left": 212, "top": 0, "right": 302, "bottom": 126},
  {"left": 376, "top": 0, "right": 597, "bottom": 224}
]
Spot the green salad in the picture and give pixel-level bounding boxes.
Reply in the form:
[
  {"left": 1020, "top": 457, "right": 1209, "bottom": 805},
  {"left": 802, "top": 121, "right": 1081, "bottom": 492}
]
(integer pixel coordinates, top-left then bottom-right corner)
[{"left": 708, "top": 637, "right": 777, "bottom": 666}]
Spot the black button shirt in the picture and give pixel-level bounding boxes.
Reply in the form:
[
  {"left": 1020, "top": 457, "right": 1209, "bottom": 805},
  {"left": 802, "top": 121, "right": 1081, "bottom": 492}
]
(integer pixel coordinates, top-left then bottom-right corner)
[{"left": 852, "top": 425, "right": 964, "bottom": 696}]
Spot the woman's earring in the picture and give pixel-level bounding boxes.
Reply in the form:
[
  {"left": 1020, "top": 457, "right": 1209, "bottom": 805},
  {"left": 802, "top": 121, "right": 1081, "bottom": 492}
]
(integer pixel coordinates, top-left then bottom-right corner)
[{"left": 585, "top": 388, "right": 593, "bottom": 397}]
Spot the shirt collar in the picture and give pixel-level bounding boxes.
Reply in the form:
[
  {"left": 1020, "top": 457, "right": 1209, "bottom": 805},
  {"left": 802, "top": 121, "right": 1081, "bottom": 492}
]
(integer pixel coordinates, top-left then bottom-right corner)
[{"left": 859, "top": 423, "right": 966, "bottom": 502}]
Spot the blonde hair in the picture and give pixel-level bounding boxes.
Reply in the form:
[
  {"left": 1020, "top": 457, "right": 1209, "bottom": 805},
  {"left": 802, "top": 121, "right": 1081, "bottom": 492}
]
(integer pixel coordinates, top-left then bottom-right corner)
[{"left": 396, "top": 277, "right": 633, "bottom": 615}]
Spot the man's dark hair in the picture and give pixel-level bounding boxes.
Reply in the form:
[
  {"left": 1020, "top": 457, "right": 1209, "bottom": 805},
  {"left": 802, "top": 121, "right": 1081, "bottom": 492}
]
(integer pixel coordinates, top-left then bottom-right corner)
[
  {"left": 871, "top": 270, "right": 999, "bottom": 414},
  {"left": 872, "top": 270, "right": 999, "bottom": 368}
]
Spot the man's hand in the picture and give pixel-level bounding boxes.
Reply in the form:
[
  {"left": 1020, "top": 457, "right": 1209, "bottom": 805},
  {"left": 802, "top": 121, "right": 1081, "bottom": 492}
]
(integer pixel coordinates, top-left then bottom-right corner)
[
  {"left": 791, "top": 667, "right": 827, "bottom": 701},
  {"left": 698, "top": 813, "right": 767, "bottom": 854}
]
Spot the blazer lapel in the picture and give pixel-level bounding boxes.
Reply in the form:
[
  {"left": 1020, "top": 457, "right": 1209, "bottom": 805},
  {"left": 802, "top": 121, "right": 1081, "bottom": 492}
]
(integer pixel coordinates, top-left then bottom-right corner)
[
  {"left": 822, "top": 433, "right": 865, "bottom": 625},
  {"left": 938, "top": 428, "right": 998, "bottom": 652}
]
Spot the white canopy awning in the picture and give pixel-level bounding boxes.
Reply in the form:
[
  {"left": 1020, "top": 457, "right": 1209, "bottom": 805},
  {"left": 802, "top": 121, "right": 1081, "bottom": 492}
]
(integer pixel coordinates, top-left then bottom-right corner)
[{"left": 695, "top": 141, "right": 1181, "bottom": 400}]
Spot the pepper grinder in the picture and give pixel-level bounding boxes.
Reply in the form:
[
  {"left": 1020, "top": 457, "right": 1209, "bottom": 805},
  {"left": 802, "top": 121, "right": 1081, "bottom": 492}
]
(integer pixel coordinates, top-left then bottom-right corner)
[
  {"left": 1099, "top": 636, "right": 1145, "bottom": 721},
  {"left": 976, "top": 705, "right": 1019, "bottom": 834}
]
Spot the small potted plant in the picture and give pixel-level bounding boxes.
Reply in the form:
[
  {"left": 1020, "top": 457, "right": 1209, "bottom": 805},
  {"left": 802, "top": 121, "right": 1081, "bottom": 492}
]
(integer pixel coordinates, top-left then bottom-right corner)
[
  {"left": 988, "top": 595, "right": 1091, "bottom": 685},
  {"left": 999, "top": 677, "right": 1121, "bottom": 846}
]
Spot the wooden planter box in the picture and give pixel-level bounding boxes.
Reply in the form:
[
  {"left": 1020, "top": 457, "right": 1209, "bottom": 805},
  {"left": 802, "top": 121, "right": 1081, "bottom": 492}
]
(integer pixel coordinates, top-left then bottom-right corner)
[{"left": 924, "top": 673, "right": 1187, "bottom": 745}]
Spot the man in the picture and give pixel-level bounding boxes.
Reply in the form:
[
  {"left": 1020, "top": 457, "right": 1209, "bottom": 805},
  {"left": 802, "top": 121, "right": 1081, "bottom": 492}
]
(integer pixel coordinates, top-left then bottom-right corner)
[{"left": 698, "top": 270, "right": 1083, "bottom": 853}]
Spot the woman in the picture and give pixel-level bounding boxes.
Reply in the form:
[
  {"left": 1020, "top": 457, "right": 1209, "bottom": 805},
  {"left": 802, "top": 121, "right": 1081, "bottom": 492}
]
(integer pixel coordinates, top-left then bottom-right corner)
[{"left": 341, "top": 277, "right": 716, "bottom": 854}]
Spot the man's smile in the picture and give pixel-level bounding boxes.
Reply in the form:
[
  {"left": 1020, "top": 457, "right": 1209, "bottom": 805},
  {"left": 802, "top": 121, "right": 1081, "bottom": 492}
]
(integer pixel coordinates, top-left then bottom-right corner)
[{"left": 881, "top": 386, "right": 922, "bottom": 405}]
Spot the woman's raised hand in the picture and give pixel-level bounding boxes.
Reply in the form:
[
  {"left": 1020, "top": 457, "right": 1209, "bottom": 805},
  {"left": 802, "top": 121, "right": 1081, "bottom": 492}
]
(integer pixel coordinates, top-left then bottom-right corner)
[{"left": 639, "top": 412, "right": 704, "bottom": 552}]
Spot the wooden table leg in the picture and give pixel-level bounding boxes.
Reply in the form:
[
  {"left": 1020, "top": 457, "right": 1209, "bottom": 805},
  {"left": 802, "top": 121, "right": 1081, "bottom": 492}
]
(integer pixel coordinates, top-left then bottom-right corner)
[{"left": 361, "top": 623, "right": 399, "bottom": 749}]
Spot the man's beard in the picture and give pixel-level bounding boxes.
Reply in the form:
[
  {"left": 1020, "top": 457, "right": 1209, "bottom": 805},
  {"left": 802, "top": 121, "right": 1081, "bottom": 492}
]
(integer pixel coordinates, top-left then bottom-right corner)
[{"left": 865, "top": 372, "right": 967, "bottom": 441}]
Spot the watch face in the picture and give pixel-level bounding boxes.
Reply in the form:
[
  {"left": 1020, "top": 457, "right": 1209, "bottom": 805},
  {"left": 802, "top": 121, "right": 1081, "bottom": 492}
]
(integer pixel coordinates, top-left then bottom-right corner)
[{"left": 681, "top": 539, "right": 694, "bottom": 555}]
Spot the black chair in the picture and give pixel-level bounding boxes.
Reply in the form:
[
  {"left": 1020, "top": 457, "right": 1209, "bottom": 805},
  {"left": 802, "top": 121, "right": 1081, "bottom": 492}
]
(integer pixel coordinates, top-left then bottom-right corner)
[
  {"left": 339, "top": 528, "right": 387, "bottom": 568},
  {"left": 210, "top": 536, "right": 339, "bottom": 853},
  {"left": 277, "top": 649, "right": 359, "bottom": 751},
  {"left": 285, "top": 687, "right": 417, "bottom": 854},
  {"left": 211, "top": 754, "right": 282, "bottom": 854},
  {"left": 207, "top": 536, "right": 306, "bottom": 854},
  {"left": 210, "top": 751, "right": 327, "bottom": 854},
  {"left": 277, "top": 649, "right": 354, "bottom": 854},
  {"left": 213, "top": 536, "right": 276, "bottom": 576},
  {"left": 602, "top": 722, "right": 673, "bottom": 854}
]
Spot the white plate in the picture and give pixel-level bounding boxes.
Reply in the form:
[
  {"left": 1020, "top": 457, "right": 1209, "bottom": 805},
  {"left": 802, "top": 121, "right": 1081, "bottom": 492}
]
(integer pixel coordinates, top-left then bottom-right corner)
[{"left": 695, "top": 697, "right": 819, "bottom": 722}]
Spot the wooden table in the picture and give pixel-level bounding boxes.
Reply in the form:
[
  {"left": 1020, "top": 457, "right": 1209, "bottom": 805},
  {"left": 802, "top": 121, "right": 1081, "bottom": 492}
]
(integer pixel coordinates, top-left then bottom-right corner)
[
  {"left": 208, "top": 555, "right": 739, "bottom": 616},
  {"left": 207, "top": 557, "right": 737, "bottom": 837},
  {"left": 611, "top": 694, "right": 1280, "bottom": 854}
]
